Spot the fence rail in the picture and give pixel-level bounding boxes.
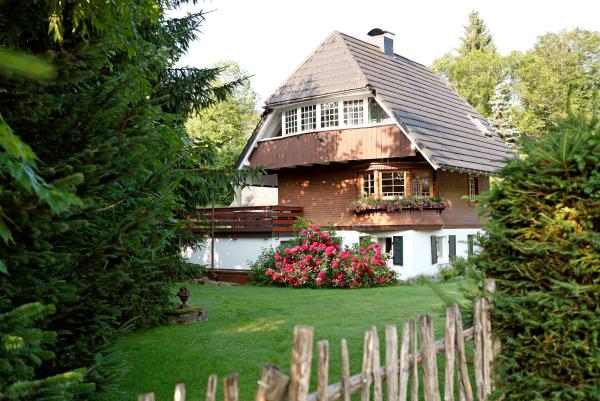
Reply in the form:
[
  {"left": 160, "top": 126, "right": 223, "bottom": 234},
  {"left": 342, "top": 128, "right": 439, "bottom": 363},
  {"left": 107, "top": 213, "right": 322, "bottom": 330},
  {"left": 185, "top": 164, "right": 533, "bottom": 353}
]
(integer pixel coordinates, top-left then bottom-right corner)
[
  {"left": 188, "top": 205, "right": 303, "bottom": 234},
  {"left": 139, "top": 280, "right": 497, "bottom": 401}
]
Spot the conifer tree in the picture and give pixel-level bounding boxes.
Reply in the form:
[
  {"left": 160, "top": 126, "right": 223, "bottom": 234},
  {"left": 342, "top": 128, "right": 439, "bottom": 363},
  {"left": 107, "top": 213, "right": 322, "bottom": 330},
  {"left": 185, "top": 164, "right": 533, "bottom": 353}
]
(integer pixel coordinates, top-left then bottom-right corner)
[
  {"left": 0, "top": 1, "right": 252, "bottom": 398},
  {"left": 459, "top": 11, "right": 495, "bottom": 55},
  {"left": 489, "top": 80, "right": 519, "bottom": 145}
]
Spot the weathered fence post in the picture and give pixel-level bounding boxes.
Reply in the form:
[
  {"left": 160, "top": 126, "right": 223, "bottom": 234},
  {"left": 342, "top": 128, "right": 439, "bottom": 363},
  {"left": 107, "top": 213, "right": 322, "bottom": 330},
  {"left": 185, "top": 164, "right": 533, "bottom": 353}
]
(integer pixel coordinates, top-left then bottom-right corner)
[
  {"left": 454, "top": 306, "right": 473, "bottom": 401},
  {"left": 207, "top": 375, "right": 218, "bottom": 401},
  {"left": 361, "top": 329, "right": 374, "bottom": 401},
  {"left": 385, "top": 325, "right": 398, "bottom": 401},
  {"left": 224, "top": 374, "right": 239, "bottom": 401},
  {"left": 398, "top": 322, "right": 410, "bottom": 401},
  {"left": 318, "top": 340, "right": 330, "bottom": 401},
  {"left": 288, "top": 325, "right": 314, "bottom": 401},
  {"left": 410, "top": 319, "right": 418, "bottom": 401},
  {"left": 473, "top": 299, "right": 485, "bottom": 401},
  {"left": 444, "top": 306, "right": 457, "bottom": 401},
  {"left": 420, "top": 315, "right": 441, "bottom": 401},
  {"left": 372, "top": 327, "right": 383, "bottom": 401},
  {"left": 483, "top": 279, "right": 497, "bottom": 395},
  {"left": 174, "top": 383, "right": 186, "bottom": 401},
  {"left": 255, "top": 365, "right": 290, "bottom": 401},
  {"left": 341, "top": 339, "right": 351, "bottom": 401},
  {"left": 138, "top": 393, "right": 155, "bottom": 401}
]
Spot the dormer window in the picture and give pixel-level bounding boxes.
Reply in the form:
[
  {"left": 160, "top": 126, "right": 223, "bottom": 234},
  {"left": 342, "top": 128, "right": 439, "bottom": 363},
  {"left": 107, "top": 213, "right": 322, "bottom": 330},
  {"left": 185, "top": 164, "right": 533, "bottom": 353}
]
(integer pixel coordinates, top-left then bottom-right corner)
[
  {"left": 320, "top": 102, "right": 339, "bottom": 128},
  {"left": 301, "top": 105, "right": 317, "bottom": 131},
  {"left": 468, "top": 114, "right": 493, "bottom": 138},
  {"left": 343, "top": 100, "right": 364, "bottom": 126},
  {"left": 284, "top": 109, "right": 298, "bottom": 134},
  {"left": 280, "top": 96, "right": 391, "bottom": 136}
]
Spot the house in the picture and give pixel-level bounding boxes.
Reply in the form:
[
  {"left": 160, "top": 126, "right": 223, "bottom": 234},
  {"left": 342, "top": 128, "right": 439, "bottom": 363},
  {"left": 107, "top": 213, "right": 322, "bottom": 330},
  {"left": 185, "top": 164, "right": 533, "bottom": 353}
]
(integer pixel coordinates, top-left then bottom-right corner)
[{"left": 186, "top": 29, "right": 513, "bottom": 281}]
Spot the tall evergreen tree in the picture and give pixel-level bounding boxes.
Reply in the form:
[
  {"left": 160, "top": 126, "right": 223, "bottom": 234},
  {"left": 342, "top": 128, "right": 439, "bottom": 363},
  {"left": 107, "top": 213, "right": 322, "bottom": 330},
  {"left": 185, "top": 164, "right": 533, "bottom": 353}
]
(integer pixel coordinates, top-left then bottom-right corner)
[
  {"left": 432, "top": 12, "right": 504, "bottom": 116},
  {"left": 459, "top": 11, "right": 495, "bottom": 55},
  {"left": 0, "top": 1, "right": 252, "bottom": 398},
  {"left": 489, "top": 80, "right": 519, "bottom": 145}
]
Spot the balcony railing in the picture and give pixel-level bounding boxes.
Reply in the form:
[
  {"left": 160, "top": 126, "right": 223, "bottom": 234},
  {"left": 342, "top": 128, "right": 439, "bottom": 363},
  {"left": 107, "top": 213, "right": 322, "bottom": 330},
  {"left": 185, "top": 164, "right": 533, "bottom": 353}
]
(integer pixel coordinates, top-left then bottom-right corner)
[{"left": 189, "top": 205, "right": 303, "bottom": 233}]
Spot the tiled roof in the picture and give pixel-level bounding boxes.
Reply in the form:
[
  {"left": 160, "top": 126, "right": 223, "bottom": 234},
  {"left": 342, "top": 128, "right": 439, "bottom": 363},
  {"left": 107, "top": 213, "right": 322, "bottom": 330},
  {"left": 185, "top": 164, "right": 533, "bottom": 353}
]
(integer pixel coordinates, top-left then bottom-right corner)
[{"left": 246, "top": 31, "right": 514, "bottom": 174}]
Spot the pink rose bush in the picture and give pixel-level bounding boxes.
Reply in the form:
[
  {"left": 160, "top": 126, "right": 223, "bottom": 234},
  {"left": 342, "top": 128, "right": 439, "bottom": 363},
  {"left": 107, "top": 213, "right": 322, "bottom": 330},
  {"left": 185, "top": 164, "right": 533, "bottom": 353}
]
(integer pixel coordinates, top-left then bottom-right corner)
[{"left": 250, "top": 224, "right": 397, "bottom": 288}]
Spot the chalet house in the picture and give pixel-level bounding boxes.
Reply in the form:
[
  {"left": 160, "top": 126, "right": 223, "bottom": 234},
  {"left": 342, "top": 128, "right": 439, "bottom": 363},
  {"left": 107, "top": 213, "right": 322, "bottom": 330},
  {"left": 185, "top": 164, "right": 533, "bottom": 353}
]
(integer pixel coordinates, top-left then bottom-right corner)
[{"left": 186, "top": 29, "right": 513, "bottom": 280}]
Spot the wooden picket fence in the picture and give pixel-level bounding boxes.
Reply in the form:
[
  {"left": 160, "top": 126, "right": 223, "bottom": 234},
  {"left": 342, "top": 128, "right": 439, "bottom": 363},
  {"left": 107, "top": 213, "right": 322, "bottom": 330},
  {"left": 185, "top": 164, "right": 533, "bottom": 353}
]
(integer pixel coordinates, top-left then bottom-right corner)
[{"left": 138, "top": 280, "right": 498, "bottom": 401}]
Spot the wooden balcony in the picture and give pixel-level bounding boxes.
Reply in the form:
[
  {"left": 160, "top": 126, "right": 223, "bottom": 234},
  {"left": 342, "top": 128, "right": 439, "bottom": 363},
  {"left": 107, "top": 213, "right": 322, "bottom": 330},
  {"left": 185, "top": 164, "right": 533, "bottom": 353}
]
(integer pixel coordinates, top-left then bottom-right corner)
[
  {"left": 249, "top": 124, "right": 415, "bottom": 170},
  {"left": 189, "top": 205, "right": 303, "bottom": 234}
]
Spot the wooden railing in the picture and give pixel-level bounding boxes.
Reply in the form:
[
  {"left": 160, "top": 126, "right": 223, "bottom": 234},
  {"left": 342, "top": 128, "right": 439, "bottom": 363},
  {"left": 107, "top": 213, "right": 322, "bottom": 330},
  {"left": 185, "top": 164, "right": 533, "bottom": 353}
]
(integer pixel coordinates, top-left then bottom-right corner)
[
  {"left": 138, "top": 281, "right": 498, "bottom": 401},
  {"left": 189, "top": 205, "right": 303, "bottom": 233}
]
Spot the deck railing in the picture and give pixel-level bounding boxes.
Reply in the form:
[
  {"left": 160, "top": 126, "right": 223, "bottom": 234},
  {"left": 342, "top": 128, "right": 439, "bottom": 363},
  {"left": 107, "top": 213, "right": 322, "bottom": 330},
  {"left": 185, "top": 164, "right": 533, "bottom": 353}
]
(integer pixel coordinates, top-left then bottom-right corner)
[{"left": 189, "top": 205, "right": 303, "bottom": 233}]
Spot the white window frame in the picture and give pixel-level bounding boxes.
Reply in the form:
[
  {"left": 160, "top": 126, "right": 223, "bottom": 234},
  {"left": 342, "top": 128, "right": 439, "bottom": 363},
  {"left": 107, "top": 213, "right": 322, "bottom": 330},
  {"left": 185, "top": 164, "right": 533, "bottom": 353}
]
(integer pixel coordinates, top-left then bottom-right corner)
[{"left": 277, "top": 94, "right": 392, "bottom": 138}]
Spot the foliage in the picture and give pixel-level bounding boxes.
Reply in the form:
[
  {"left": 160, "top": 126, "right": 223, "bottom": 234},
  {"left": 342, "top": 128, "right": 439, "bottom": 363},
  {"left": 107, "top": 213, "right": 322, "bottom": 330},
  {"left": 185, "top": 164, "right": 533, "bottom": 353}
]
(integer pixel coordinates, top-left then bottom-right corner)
[
  {"left": 251, "top": 225, "right": 397, "bottom": 288},
  {"left": 186, "top": 61, "right": 260, "bottom": 205},
  {"left": 438, "top": 257, "right": 479, "bottom": 282},
  {"left": 0, "top": 303, "right": 86, "bottom": 400},
  {"left": 433, "top": 11, "right": 505, "bottom": 116},
  {"left": 475, "top": 115, "right": 600, "bottom": 400},
  {"left": 458, "top": 11, "right": 495, "bottom": 55},
  {"left": 509, "top": 29, "right": 600, "bottom": 139},
  {"left": 0, "top": 1, "right": 252, "bottom": 399},
  {"left": 489, "top": 81, "right": 519, "bottom": 145},
  {"left": 350, "top": 196, "right": 450, "bottom": 214}
]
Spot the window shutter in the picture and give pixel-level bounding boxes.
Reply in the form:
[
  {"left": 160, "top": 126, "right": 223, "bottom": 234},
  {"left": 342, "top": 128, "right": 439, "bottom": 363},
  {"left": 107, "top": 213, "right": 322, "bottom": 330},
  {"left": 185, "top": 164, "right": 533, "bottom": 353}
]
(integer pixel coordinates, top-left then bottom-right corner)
[
  {"left": 467, "top": 235, "right": 474, "bottom": 256},
  {"left": 430, "top": 236, "right": 438, "bottom": 264},
  {"left": 392, "top": 236, "right": 403, "bottom": 266},
  {"left": 449, "top": 235, "right": 456, "bottom": 261}
]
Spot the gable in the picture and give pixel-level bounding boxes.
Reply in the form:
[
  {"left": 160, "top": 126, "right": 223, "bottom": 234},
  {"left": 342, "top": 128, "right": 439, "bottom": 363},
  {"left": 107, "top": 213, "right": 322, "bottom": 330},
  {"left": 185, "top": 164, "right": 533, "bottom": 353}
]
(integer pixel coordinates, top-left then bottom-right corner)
[{"left": 266, "top": 32, "right": 369, "bottom": 106}]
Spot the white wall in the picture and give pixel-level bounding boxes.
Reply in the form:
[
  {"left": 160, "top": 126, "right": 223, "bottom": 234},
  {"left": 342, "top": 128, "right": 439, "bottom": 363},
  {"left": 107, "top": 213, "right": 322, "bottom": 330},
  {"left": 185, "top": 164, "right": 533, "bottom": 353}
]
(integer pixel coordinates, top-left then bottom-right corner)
[
  {"left": 232, "top": 186, "right": 278, "bottom": 207},
  {"left": 184, "top": 228, "right": 483, "bottom": 278}
]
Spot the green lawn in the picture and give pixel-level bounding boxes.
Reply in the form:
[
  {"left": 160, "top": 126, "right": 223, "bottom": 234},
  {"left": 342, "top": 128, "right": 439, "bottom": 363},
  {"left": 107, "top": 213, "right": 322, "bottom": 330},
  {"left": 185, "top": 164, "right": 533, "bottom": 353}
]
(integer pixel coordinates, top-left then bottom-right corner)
[{"left": 116, "top": 282, "right": 469, "bottom": 401}]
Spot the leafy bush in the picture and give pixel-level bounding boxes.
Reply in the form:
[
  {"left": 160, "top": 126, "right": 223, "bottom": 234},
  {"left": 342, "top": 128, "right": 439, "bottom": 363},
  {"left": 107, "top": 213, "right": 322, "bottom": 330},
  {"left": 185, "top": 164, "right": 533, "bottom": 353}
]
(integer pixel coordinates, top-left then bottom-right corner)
[
  {"left": 251, "top": 225, "right": 397, "bottom": 288},
  {"left": 475, "top": 116, "right": 600, "bottom": 400},
  {"left": 350, "top": 196, "right": 450, "bottom": 213},
  {"left": 438, "top": 257, "right": 479, "bottom": 282}
]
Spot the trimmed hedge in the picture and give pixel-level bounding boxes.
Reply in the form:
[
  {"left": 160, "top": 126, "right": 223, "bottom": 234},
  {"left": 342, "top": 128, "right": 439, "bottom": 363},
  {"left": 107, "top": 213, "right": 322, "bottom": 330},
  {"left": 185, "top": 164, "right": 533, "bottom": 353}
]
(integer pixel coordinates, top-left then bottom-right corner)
[{"left": 475, "top": 116, "right": 600, "bottom": 400}]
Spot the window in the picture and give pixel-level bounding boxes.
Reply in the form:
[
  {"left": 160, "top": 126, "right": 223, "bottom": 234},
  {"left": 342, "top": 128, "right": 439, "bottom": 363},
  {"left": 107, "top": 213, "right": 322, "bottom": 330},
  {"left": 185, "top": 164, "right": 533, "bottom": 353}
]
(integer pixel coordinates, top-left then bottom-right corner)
[
  {"left": 320, "top": 102, "right": 338, "bottom": 128},
  {"left": 467, "top": 234, "right": 475, "bottom": 256},
  {"left": 468, "top": 176, "right": 479, "bottom": 201},
  {"left": 343, "top": 99, "right": 363, "bottom": 126},
  {"left": 468, "top": 114, "right": 493, "bottom": 138},
  {"left": 368, "top": 97, "right": 391, "bottom": 123},
  {"left": 284, "top": 109, "right": 297, "bottom": 135},
  {"left": 381, "top": 172, "right": 405, "bottom": 197},
  {"left": 301, "top": 105, "right": 316, "bottom": 131},
  {"left": 362, "top": 172, "right": 375, "bottom": 197},
  {"left": 412, "top": 171, "right": 431, "bottom": 197}
]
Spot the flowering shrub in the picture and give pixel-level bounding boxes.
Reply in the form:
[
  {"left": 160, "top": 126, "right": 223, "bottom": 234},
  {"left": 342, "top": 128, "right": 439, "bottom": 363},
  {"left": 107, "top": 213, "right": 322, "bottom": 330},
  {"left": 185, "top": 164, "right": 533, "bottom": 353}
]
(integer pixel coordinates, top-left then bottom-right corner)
[
  {"left": 251, "top": 224, "right": 397, "bottom": 288},
  {"left": 350, "top": 196, "right": 450, "bottom": 214}
]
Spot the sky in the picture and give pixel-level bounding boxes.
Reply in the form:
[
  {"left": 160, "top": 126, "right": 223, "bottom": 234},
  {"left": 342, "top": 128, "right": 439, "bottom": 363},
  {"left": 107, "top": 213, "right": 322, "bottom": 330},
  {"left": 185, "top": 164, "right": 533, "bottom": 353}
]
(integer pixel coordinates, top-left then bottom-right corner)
[{"left": 171, "top": 0, "right": 600, "bottom": 105}]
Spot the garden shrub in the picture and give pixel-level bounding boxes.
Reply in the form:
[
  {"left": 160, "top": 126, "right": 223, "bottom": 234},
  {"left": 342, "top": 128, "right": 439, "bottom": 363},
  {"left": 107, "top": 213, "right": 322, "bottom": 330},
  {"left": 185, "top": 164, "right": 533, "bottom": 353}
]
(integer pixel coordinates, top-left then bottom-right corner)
[
  {"left": 438, "top": 257, "right": 479, "bottom": 282},
  {"left": 251, "top": 225, "right": 397, "bottom": 288},
  {"left": 475, "top": 116, "right": 600, "bottom": 400}
]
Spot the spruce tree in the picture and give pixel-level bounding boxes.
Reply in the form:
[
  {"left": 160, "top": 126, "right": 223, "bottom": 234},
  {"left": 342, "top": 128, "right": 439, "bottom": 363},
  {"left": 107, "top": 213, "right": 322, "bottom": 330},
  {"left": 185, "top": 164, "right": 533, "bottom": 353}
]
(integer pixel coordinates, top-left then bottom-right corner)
[
  {"left": 459, "top": 11, "right": 494, "bottom": 55},
  {"left": 489, "top": 81, "right": 519, "bottom": 145},
  {"left": 0, "top": 1, "right": 251, "bottom": 398},
  {"left": 476, "top": 115, "right": 600, "bottom": 400}
]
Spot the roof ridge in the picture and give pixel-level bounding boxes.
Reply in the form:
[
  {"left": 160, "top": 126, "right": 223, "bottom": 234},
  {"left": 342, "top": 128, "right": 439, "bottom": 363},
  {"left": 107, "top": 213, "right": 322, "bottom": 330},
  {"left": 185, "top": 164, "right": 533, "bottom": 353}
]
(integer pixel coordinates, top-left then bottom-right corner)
[{"left": 335, "top": 31, "right": 431, "bottom": 69}]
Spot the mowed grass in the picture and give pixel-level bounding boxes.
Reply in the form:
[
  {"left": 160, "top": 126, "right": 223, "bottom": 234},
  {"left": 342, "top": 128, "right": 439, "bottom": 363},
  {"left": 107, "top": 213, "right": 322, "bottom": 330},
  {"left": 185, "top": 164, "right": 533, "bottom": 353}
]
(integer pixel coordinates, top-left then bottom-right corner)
[{"left": 116, "top": 282, "right": 469, "bottom": 401}]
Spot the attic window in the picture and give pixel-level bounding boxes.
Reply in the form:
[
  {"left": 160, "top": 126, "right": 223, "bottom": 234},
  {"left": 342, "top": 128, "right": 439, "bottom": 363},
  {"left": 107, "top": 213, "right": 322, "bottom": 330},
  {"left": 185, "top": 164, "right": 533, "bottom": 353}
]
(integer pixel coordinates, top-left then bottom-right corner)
[
  {"left": 284, "top": 109, "right": 298, "bottom": 134},
  {"left": 301, "top": 105, "right": 317, "bottom": 131},
  {"left": 368, "top": 97, "right": 392, "bottom": 123},
  {"left": 468, "top": 115, "right": 493, "bottom": 138},
  {"left": 320, "top": 102, "right": 339, "bottom": 128},
  {"left": 343, "top": 100, "right": 364, "bottom": 126}
]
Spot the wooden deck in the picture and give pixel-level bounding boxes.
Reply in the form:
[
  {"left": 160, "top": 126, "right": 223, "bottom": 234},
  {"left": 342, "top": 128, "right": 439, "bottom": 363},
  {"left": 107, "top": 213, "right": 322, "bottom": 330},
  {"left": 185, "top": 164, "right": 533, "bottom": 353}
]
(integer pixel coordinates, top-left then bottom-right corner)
[{"left": 189, "top": 205, "right": 303, "bottom": 233}]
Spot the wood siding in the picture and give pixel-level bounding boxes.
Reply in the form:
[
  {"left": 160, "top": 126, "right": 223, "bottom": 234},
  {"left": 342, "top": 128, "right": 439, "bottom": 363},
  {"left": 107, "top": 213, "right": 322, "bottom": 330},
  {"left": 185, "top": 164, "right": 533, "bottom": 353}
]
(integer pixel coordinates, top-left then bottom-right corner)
[
  {"left": 278, "top": 165, "right": 487, "bottom": 229},
  {"left": 249, "top": 125, "right": 414, "bottom": 170}
]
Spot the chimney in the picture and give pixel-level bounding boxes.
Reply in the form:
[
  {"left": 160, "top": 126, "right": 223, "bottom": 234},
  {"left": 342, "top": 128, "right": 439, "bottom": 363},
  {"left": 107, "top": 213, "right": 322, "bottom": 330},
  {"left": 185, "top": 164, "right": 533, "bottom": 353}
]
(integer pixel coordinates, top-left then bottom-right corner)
[{"left": 367, "top": 28, "right": 395, "bottom": 56}]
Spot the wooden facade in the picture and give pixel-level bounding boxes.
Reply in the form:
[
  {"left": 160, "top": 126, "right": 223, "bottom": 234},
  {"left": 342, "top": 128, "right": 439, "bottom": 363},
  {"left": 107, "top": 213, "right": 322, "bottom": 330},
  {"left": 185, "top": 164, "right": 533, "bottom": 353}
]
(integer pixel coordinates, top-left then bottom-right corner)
[
  {"left": 249, "top": 124, "right": 414, "bottom": 170},
  {"left": 278, "top": 164, "right": 487, "bottom": 230}
]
